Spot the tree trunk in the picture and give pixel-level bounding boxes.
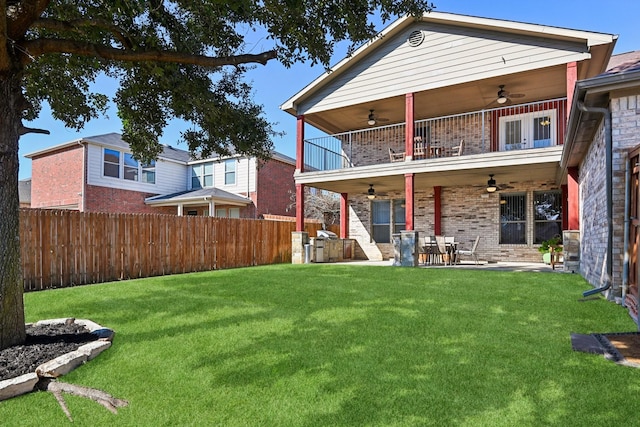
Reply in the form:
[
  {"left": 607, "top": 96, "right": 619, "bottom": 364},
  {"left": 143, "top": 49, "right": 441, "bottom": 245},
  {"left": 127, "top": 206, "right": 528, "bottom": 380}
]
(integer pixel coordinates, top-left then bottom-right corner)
[{"left": 0, "top": 71, "right": 26, "bottom": 350}]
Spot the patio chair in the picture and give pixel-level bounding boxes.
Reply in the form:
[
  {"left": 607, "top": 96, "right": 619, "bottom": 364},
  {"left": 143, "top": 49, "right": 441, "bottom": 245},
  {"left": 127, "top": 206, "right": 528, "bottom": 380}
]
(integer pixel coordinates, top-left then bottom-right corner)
[
  {"left": 434, "top": 235, "right": 449, "bottom": 265},
  {"left": 455, "top": 235, "right": 480, "bottom": 265},
  {"left": 389, "top": 147, "right": 406, "bottom": 162},
  {"left": 450, "top": 139, "right": 464, "bottom": 157}
]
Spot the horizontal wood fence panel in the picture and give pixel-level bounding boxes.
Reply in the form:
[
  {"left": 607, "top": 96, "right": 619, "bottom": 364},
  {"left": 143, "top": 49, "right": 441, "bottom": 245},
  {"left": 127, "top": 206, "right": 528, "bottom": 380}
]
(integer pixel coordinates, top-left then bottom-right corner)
[{"left": 19, "top": 209, "right": 336, "bottom": 292}]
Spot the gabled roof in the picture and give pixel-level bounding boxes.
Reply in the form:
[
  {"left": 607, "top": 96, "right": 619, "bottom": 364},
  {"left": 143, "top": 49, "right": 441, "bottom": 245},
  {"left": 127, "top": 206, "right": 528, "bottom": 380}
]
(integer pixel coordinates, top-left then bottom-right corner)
[
  {"left": 24, "top": 132, "right": 191, "bottom": 163},
  {"left": 145, "top": 187, "right": 251, "bottom": 207},
  {"left": 281, "top": 11, "right": 617, "bottom": 116},
  {"left": 562, "top": 50, "right": 640, "bottom": 173}
]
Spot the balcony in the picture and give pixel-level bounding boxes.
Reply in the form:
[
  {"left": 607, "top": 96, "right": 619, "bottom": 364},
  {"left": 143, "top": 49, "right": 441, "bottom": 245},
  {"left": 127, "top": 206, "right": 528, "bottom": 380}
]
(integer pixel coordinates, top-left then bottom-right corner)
[{"left": 303, "top": 98, "right": 567, "bottom": 172}]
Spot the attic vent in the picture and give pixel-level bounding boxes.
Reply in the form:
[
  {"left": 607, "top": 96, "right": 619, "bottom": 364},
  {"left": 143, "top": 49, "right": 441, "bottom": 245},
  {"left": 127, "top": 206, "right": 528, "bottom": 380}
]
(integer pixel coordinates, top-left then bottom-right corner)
[{"left": 407, "top": 30, "right": 424, "bottom": 47}]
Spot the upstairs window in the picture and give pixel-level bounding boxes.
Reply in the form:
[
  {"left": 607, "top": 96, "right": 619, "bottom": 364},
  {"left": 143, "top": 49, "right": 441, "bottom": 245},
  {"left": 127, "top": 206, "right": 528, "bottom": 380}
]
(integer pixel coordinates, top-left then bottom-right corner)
[
  {"left": 124, "top": 153, "right": 139, "bottom": 181},
  {"left": 103, "top": 149, "right": 120, "bottom": 178},
  {"left": 225, "top": 160, "right": 236, "bottom": 185},
  {"left": 191, "top": 162, "right": 214, "bottom": 189},
  {"left": 103, "top": 148, "right": 155, "bottom": 184}
]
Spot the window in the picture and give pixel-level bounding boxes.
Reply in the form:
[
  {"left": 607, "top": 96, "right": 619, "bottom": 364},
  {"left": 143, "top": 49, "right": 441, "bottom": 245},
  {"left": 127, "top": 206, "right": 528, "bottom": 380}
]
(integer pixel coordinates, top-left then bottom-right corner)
[
  {"left": 372, "top": 199, "right": 405, "bottom": 243},
  {"left": 103, "top": 149, "right": 120, "bottom": 178},
  {"left": 124, "top": 153, "right": 139, "bottom": 181},
  {"left": 499, "top": 109, "right": 557, "bottom": 150},
  {"left": 533, "top": 191, "right": 562, "bottom": 243},
  {"left": 191, "top": 162, "right": 214, "bottom": 189},
  {"left": 500, "top": 193, "right": 526, "bottom": 244},
  {"left": 225, "top": 160, "right": 236, "bottom": 185},
  {"left": 141, "top": 161, "right": 156, "bottom": 184},
  {"left": 215, "top": 207, "right": 241, "bottom": 218},
  {"left": 393, "top": 199, "right": 406, "bottom": 233},
  {"left": 103, "top": 148, "right": 155, "bottom": 183}
]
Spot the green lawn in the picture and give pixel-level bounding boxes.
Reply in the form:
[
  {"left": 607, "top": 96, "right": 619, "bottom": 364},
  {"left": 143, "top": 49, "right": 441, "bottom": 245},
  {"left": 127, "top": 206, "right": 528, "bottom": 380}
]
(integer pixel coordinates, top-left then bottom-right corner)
[{"left": 2, "top": 265, "right": 640, "bottom": 426}]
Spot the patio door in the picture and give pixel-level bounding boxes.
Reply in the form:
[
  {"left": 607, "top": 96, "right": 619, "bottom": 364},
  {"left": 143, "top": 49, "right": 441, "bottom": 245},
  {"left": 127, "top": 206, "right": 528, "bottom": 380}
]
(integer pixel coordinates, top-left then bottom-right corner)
[
  {"left": 499, "top": 109, "right": 557, "bottom": 151},
  {"left": 628, "top": 148, "right": 640, "bottom": 324}
]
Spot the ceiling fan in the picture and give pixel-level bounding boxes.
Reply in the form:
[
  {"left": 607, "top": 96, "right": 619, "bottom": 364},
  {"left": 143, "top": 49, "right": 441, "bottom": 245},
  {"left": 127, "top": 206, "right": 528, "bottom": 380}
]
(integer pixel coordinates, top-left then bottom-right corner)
[
  {"left": 364, "top": 184, "right": 387, "bottom": 199},
  {"left": 484, "top": 174, "right": 514, "bottom": 192},
  {"left": 495, "top": 85, "right": 525, "bottom": 105},
  {"left": 365, "top": 109, "right": 389, "bottom": 126}
]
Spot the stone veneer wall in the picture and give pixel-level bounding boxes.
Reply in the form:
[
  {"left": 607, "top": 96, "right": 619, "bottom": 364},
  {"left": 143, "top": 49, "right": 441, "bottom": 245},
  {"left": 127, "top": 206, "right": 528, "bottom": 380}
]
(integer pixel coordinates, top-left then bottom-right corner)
[
  {"left": 348, "top": 178, "right": 560, "bottom": 262},
  {"left": 579, "top": 94, "right": 640, "bottom": 297}
]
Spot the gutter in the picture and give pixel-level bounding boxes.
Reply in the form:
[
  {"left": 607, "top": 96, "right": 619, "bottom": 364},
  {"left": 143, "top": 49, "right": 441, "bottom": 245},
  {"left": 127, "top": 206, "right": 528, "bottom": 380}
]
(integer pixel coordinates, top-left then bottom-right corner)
[{"left": 578, "top": 101, "right": 613, "bottom": 297}]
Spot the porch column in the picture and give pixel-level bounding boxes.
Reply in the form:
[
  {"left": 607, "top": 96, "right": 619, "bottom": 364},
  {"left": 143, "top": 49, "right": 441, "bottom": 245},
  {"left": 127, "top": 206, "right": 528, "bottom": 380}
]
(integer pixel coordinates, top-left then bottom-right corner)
[
  {"left": 405, "top": 93, "right": 415, "bottom": 159},
  {"left": 177, "top": 203, "right": 184, "bottom": 216},
  {"left": 296, "top": 184, "right": 305, "bottom": 232},
  {"left": 405, "top": 173, "right": 415, "bottom": 230},
  {"left": 296, "top": 115, "right": 305, "bottom": 231},
  {"left": 434, "top": 186, "right": 442, "bottom": 235},
  {"left": 208, "top": 199, "right": 215, "bottom": 217},
  {"left": 340, "top": 193, "right": 348, "bottom": 238},
  {"left": 567, "top": 167, "right": 580, "bottom": 229},
  {"left": 566, "top": 62, "right": 578, "bottom": 121}
]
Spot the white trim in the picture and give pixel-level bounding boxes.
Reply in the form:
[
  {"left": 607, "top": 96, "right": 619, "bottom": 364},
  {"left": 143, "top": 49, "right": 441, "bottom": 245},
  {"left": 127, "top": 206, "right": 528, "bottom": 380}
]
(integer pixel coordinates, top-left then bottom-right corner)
[{"left": 498, "top": 108, "right": 558, "bottom": 151}]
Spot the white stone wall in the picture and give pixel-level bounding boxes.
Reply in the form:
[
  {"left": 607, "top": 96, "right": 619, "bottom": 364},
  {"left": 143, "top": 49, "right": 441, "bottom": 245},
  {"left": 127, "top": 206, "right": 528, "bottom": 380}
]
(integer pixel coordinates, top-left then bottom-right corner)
[{"left": 349, "top": 179, "right": 560, "bottom": 262}]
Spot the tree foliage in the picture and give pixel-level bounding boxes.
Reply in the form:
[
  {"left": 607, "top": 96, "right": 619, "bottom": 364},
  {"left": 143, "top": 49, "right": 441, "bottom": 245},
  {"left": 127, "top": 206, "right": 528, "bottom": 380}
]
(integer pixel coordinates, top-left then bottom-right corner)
[{"left": 0, "top": 0, "right": 434, "bottom": 349}]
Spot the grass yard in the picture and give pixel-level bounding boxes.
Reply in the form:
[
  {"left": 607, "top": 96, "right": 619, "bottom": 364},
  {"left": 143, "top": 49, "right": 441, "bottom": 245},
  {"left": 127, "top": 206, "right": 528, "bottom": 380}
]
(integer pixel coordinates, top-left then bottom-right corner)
[{"left": 2, "top": 264, "right": 640, "bottom": 426}]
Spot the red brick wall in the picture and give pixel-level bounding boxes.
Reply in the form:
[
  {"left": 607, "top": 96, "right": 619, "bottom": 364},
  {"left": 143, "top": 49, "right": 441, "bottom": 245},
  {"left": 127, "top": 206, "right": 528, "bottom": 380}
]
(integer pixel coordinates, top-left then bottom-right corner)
[
  {"left": 30, "top": 145, "right": 84, "bottom": 209},
  {"left": 85, "top": 185, "right": 175, "bottom": 214},
  {"left": 255, "top": 159, "right": 295, "bottom": 217}
]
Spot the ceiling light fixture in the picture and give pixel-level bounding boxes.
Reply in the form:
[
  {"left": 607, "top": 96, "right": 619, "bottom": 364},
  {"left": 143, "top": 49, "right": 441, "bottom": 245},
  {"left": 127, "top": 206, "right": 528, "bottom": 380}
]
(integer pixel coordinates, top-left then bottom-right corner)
[
  {"left": 486, "top": 174, "right": 497, "bottom": 193},
  {"left": 367, "top": 184, "right": 376, "bottom": 200},
  {"left": 367, "top": 110, "right": 377, "bottom": 126},
  {"left": 497, "top": 85, "right": 508, "bottom": 104}
]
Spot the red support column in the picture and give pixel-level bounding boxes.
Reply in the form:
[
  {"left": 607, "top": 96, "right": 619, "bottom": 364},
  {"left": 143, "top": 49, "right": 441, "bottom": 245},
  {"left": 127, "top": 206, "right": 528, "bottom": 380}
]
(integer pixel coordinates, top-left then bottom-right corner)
[
  {"left": 296, "top": 115, "right": 305, "bottom": 172},
  {"left": 566, "top": 62, "right": 578, "bottom": 121},
  {"left": 434, "top": 186, "right": 442, "bottom": 235},
  {"left": 405, "top": 93, "right": 415, "bottom": 158},
  {"left": 295, "top": 115, "right": 305, "bottom": 231},
  {"left": 567, "top": 167, "right": 580, "bottom": 230},
  {"left": 340, "top": 193, "right": 348, "bottom": 238},
  {"left": 405, "top": 173, "right": 414, "bottom": 231}
]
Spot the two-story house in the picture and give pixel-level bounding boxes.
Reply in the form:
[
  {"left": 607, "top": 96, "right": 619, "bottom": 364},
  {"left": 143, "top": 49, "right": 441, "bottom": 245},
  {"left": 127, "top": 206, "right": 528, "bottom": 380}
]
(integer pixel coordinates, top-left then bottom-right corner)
[
  {"left": 282, "top": 11, "right": 616, "bottom": 263},
  {"left": 25, "top": 132, "right": 295, "bottom": 218}
]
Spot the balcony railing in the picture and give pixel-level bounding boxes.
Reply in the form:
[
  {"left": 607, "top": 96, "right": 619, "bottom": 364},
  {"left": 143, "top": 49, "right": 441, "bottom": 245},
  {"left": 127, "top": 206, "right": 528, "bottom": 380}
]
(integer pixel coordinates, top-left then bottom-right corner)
[{"left": 303, "top": 98, "right": 567, "bottom": 172}]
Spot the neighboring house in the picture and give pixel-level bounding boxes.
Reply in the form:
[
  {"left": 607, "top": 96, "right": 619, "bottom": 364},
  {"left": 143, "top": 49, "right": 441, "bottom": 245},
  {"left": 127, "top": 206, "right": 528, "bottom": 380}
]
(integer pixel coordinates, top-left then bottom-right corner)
[
  {"left": 563, "top": 51, "right": 640, "bottom": 318},
  {"left": 18, "top": 178, "right": 31, "bottom": 208},
  {"left": 282, "top": 11, "right": 616, "bottom": 263},
  {"left": 25, "top": 133, "right": 295, "bottom": 218}
]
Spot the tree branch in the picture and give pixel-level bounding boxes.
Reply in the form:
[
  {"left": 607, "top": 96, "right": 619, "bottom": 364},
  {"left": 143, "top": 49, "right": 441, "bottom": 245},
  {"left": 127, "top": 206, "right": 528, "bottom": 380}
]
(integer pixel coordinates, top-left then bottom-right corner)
[
  {"left": 6, "top": 0, "right": 50, "bottom": 40},
  {"left": 19, "top": 125, "right": 50, "bottom": 136},
  {"left": 31, "top": 18, "right": 134, "bottom": 49},
  {"left": 20, "top": 38, "right": 278, "bottom": 67}
]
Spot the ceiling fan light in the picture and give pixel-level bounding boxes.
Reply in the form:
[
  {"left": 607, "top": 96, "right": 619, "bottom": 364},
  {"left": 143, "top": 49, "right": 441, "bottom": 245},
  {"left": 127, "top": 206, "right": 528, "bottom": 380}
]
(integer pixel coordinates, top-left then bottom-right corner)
[
  {"left": 367, "top": 184, "right": 376, "bottom": 199},
  {"left": 486, "top": 174, "right": 497, "bottom": 193},
  {"left": 368, "top": 118, "right": 377, "bottom": 126},
  {"left": 497, "top": 96, "right": 507, "bottom": 104}
]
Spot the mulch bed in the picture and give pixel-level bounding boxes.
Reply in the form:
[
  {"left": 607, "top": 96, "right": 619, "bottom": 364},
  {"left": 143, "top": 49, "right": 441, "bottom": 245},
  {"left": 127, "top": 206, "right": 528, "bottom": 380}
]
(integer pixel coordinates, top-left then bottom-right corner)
[
  {"left": 603, "top": 332, "right": 640, "bottom": 365},
  {"left": 0, "top": 323, "right": 98, "bottom": 382}
]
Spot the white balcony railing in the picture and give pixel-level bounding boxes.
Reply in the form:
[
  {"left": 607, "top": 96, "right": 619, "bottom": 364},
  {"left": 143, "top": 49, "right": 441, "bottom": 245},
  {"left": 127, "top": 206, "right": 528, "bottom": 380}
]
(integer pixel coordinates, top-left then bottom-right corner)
[{"left": 303, "top": 98, "right": 567, "bottom": 171}]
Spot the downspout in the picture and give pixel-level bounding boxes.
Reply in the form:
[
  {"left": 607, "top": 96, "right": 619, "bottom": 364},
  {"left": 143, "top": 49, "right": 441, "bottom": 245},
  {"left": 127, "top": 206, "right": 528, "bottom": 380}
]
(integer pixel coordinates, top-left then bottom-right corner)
[
  {"left": 622, "top": 153, "right": 630, "bottom": 303},
  {"left": 578, "top": 102, "right": 613, "bottom": 297},
  {"left": 77, "top": 140, "right": 86, "bottom": 212}
]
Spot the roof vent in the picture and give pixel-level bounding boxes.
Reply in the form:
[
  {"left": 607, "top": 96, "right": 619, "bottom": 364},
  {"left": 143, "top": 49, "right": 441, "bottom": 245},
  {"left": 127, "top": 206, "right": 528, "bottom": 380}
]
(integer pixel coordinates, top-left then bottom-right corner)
[{"left": 407, "top": 30, "right": 424, "bottom": 47}]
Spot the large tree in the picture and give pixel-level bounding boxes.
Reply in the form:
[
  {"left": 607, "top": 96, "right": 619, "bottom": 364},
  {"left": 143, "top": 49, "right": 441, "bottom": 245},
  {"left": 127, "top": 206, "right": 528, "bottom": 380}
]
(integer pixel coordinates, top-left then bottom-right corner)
[{"left": 0, "top": 0, "right": 434, "bottom": 350}]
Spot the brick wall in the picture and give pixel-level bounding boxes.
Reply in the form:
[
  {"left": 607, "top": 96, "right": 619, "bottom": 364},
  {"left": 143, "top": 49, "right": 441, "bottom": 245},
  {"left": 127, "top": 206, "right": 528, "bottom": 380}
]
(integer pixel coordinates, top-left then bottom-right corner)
[
  {"left": 30, "top": 145, "right": 84, "bottom": 209},
  {"left": 84, "top": 184, "right": 174, "bottom": 214},
  {"left": 348, "top": 179, "right": 560, "bottom": 262},
  {"left": 255, "top": 158, "right": 295, "bottom": 217},
  {"left": 579, "top": 94, "right": 640, "bottom": 295}
]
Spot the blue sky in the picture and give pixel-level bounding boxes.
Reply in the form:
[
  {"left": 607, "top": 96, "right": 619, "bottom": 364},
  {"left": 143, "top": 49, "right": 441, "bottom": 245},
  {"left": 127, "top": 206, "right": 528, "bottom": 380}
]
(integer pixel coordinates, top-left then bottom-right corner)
[{"left": 18, "top": 0, "right": 640, "bottom": 180}]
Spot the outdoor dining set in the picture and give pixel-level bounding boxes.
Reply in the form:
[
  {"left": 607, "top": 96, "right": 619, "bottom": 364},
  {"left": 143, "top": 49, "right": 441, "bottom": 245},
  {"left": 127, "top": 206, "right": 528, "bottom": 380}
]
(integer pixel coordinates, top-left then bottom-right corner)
[
  {"left": 418, "top": 235, "right": 480, "bottom": 266},
  {"left": 389, "top": 137, "right": 465, "bottom": 163}
]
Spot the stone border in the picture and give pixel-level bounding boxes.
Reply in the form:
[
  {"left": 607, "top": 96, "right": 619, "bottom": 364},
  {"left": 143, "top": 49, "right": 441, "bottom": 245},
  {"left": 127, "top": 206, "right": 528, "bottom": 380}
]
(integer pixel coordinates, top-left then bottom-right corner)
[{"left": 0, "top": 318, "right": 114, "bottom": 401}]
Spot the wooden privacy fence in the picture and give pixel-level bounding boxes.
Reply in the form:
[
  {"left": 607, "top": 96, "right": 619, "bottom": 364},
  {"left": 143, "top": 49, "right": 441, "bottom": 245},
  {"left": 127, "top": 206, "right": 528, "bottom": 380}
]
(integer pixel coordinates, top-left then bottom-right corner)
[{"left": 20, "top": 209, "right": 333, "bottom": 292}]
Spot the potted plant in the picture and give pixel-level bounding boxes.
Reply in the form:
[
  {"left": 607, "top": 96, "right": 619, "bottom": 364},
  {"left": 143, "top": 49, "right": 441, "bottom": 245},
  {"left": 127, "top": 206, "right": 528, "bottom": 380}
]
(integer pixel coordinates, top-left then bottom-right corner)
[{"left": 538, "top": 235, "right": 562, "bottom": 264}]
